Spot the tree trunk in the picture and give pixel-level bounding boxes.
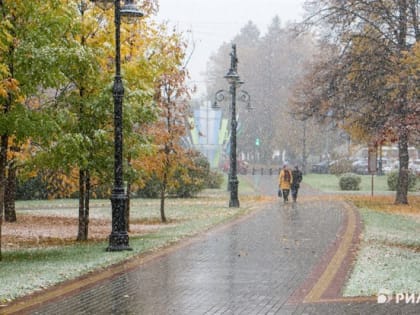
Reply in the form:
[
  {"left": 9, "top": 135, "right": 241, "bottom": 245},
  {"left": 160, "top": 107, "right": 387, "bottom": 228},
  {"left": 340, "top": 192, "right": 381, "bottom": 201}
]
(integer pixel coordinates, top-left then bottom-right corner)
[
  {"left": 0, "top": 135, "right": 7, "bottom": 214},
  {"left": 0, "top": 208, "right": 1, "bottom": 261},
  {"left": 0, "top": 134, "right": 8, "bottom": 261},
  {"left": 77, "top": 169, "right": 90, "bottom": 241},
  {"left": 125, "top": 181, "right": 131, "bottom": 232},
  {"left": 84, "top": 171, "right": 90, "bottom": 239},
  {"left": 160, "top": 173, "right": 167, "bottom": 223},
  {"left": 160, "top": 188, "right": 166, "bottom": 223},
  {"left": 395, "top": 127, "right": 409, "bottom": 204},
  {"left": 302, "top": 120, "right": 307, "bottom": 174},
  {"left": 4, "top": 161, "right": 17, "bottom": 222},
  {"left": 77, "top": 169, "right": 85, "bottom": 241},
  {"left": 395, "top": 0, "right": 409, "bottom": 205}
]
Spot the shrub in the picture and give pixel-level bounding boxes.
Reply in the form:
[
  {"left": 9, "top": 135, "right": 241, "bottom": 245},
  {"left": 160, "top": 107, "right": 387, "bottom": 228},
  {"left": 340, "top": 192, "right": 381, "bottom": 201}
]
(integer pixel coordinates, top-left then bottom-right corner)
[
  {"left": 387, "top": 171, "right": 417, "bottom": 191},
  {"left": 138, "top": 150, "right": 212, "bottom": 198},
  {"left": 170, "top": 151, "right": 210, "bottom": 198},
  {"left": 137, "top": 175, "right": 161, "bottom": 198},
  {"left": 170, "top": 171, "right": 205, "bottom": 198},
  {"left": 16, "top": 175, "right": 49, "bottom": 200},
  {"left": 206, "top": 170, "right": 224, "bottom": 189},
  {"left": 339, "top": 173, "right": 362, "bottom": 191}
]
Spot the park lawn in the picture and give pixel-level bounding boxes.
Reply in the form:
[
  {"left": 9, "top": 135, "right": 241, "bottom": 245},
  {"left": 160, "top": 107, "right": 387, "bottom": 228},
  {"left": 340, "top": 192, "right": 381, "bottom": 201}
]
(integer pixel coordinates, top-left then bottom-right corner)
[
  {"left": 0, "top": 176, "right": 263, "bottom": 304},
  {"left": 343, "top": 199, "right": 420, "bottom": 297},
  {"left": 304, "top": 173, "right": 420, "bottom": 297},
  {"left": 304, "top": 172, "right": 420, "bottom": 194},
  {"left": 336, "top": 184, "right": 420, "bottom": 297},
  {"left": 302, "top": 173, "right": 391, "bottom": 193}
]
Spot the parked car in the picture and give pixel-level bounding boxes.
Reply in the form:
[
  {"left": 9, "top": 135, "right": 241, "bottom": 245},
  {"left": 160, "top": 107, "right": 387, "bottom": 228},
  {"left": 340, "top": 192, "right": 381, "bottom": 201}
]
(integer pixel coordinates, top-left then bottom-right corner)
[
  {"left": 379, "top": 158, "right": 397, "bottom": 174},
  {"left": 352, "top": 159, "right": 369, "bottom": 174},
  {"left": 353, "top": 158, "right": 401, "bottom": 175},
  {"left": 409, "top": 159, "right": 420, "bottom": 175},
  {"left": 311, "top": 160, "right": 331, "bottom": 174},
  {"left": 328, "top": 158, "right": 354, "bottom": 174}
]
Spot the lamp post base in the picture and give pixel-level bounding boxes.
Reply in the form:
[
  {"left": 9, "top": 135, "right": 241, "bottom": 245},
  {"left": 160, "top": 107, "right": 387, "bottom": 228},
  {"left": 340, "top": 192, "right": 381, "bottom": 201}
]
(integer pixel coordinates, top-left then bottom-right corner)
[
  {"left": 229, "top": 199, "right": 240, "bottom": 208},
  {"left": 229, "top": 178, "right": 240, "bottom": 208},
  {"left": 106, "top": 232, "right": 132, "bottom": 252},
  {"left": 107, "top": 189, "right": 132, "bottom": 251}
]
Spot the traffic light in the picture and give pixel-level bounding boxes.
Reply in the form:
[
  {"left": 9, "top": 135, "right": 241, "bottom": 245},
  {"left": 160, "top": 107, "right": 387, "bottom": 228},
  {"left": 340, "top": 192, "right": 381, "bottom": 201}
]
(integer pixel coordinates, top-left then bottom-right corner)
[{"left": 255, "top": 138, "right": 260, "bottom": 146}]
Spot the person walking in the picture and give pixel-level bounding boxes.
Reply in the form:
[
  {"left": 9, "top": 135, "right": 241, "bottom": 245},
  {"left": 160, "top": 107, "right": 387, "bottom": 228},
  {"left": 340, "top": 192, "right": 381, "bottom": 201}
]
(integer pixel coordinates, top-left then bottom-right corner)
[
  {"left": 278, "top": 165, "right": 293, "bottom": 203},
  {"left": 291, "top": 165, "right": 303, "bottom": 202}
]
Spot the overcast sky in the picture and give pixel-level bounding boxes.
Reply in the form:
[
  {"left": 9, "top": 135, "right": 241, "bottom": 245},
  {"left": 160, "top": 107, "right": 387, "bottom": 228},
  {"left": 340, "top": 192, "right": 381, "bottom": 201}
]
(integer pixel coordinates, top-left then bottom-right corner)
[{"left": 154, "top": 0, "right": 306, "bottom": 96}]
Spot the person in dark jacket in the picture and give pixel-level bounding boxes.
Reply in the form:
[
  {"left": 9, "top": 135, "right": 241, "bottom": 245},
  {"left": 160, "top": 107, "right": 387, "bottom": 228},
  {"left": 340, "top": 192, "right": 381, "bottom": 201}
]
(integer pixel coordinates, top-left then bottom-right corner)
[{"left": 291, "top": 166, "right": 303, "bottom": 202}]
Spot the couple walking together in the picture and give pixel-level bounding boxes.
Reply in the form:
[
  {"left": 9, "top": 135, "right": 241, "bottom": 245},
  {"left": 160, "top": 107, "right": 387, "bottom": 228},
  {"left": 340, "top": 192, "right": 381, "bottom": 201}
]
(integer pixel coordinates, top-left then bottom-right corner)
[{"left": 278, "top": 165, "right": 302, "bottom": 203}]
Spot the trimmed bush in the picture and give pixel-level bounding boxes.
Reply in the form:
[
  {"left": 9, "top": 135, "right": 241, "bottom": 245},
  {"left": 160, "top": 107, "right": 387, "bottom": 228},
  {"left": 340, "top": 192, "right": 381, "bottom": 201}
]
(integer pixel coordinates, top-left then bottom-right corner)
[
  {"left": 387, "top": 171, "right": 417, "bottom": 191},
  {"left": 206, "top": 170, "right": 224, "bottom": 189},
  {"left": 339, "top": 173, "right": 362, "bottom": 191}
]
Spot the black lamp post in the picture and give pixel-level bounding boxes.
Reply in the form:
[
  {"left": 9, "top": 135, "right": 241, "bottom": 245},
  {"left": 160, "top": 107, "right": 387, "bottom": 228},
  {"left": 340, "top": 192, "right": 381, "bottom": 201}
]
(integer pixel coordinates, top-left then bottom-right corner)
[
  {"left": 213, "top": 44, "right": 252, "bottom": 208},
  {"left": 90, "top": 0, "right": 143, "bottom": 251}
]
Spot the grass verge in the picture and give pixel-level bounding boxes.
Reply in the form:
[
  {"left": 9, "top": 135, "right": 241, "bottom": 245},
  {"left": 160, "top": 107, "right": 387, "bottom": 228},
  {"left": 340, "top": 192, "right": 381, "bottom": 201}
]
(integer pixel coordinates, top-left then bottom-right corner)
[
  {"left": 342, "top": 196, "right": 420, "bottom": 297},
  {"left": 304, "top": 174, "right": 420, "bottom": 297}
]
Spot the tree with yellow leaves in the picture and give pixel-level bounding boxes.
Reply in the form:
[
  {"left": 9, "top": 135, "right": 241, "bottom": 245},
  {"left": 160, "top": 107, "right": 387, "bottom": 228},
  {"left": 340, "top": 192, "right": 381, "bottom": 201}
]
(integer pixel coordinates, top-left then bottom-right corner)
[
  {"left": 130, "top": 25, "right": 192, "bottom": 223},
  {"left": 294, "top": 0, "right": 420, "bottom": 204},
  {"left": 0, "top": 0, "right": 78, "bottom": 260}
]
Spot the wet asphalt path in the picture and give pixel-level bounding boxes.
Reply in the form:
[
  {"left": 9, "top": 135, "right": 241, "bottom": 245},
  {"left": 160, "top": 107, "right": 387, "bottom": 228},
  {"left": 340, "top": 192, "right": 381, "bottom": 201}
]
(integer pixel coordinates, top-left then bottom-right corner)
[{"left": 16, "top": 176, "right": 419, "bottom": 314}]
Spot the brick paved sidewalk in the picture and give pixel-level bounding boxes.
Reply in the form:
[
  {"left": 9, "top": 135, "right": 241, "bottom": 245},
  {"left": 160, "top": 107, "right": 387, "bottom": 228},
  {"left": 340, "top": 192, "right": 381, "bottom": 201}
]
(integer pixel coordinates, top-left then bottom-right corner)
[{"left": 3, "top": 177, "right": 419, "bottom": 314}]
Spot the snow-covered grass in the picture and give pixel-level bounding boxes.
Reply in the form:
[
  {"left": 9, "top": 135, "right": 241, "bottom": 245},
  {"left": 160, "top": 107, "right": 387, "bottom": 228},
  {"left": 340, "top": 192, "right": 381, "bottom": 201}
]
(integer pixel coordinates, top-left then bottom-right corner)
[
  {"left": 0, "top": 181, "right": 259, "bottom": 304},
  {"left": 344, "top": 243, "right": 420, "bottom": 296},
  {"left": 344, "top": 208, "right": 420, "bottom": 297}
]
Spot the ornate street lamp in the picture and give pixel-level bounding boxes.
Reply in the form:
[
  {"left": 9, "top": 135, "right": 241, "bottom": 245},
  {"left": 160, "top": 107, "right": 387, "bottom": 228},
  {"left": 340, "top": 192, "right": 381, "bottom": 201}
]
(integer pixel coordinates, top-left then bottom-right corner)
[
  {"left": 90, "top": 0, "right": 143, "bottom": 251},
  {"left": 213, "top": 44, "right": 252, "bottom": 208}
]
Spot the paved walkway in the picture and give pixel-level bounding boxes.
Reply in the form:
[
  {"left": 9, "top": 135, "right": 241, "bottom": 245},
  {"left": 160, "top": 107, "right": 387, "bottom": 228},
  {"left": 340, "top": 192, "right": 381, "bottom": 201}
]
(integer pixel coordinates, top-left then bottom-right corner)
[{"left": 3, "top": 176, "right": 419, "bottom": 314}]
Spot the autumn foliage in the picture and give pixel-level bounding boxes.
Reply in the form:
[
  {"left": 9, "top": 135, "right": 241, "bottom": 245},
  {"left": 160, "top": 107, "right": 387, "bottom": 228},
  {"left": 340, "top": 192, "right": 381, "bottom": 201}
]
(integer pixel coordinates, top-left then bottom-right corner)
[
  {"left": 347, "top": 195, "right": 420, "bottom": 217},
  {"left": 0, "top": 0, "right": 194, "bottom": 248},
  {"left": 292, "top": 0, "right": 420, "bottom": 204}
]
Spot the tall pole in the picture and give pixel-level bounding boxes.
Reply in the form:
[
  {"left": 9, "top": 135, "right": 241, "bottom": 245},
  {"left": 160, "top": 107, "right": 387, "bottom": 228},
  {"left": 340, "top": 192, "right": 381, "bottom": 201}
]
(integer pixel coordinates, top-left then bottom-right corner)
[
  {"left": 302, "top": 119, "right": 307, "bottom": 174},
  {"left": 213, "top": 44, "right": 251, "bottom": 208},
  {"left": 229, "top": 82, "right": 239, "bottom": 207},
  {"left": 108, "top": 0, "right": 130, "bottom": 251},
  {"left": 227, "top": 45, "right": 240, "bottom": 208}
]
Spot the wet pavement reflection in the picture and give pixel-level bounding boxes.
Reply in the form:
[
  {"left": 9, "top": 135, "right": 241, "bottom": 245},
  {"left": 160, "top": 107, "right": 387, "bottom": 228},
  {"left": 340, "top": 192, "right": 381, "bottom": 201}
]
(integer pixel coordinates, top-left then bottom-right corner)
[{"left": 29, "top": 177, "right": 419, "bottom": 314}]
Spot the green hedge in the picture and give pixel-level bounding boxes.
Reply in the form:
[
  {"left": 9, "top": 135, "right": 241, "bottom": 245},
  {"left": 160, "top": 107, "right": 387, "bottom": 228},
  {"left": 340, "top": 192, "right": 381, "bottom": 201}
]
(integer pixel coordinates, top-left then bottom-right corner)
[
  {"left": 387, "top": 171, "right": 417, "bottom": 191},
  {"left": 205, "top": 170, "right": 224, "bottom": 189},
  {"left": 339, "top": 173, "right": 362, "bottom": 191}
]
